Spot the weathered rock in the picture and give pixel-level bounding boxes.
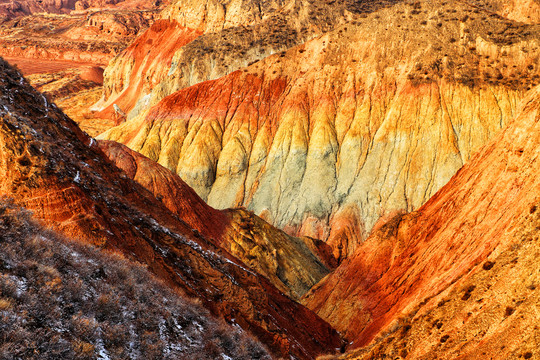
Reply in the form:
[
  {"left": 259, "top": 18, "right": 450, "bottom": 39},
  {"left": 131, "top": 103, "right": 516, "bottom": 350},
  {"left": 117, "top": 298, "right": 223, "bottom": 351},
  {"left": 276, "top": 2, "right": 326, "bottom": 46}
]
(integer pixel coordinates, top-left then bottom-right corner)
[
  {"left": 0, "top": 57, "right": 343, "bottom": 359},
  {"left": 303, "top": 85, "right": 540, "bottom": 357},
  {"left": 99, "top": 139, "right": 334, "bottom": 299},
  {"left": 100, "top": 0, "right": 540, "bottom": 260}
]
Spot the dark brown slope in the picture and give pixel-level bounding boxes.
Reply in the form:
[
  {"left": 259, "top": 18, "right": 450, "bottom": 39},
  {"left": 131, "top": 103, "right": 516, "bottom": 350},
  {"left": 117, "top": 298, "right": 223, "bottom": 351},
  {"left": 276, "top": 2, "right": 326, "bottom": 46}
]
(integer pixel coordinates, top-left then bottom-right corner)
[
  {"left": 0, "top": 201, "right": 270, "bottom": 359},
  {"left": 0, "top": 57, "right": 343, "bottom": 359},
  {"left": 302, "top": 85, "right": 540, "bottom": 357}
]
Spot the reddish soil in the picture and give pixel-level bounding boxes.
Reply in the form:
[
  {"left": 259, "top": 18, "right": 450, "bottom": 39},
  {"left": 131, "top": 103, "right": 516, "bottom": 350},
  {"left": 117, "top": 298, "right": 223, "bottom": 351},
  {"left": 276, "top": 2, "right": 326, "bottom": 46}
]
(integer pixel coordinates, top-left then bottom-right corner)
[{"left": 4, "top": 56, "right": 99, "bottom": 75}]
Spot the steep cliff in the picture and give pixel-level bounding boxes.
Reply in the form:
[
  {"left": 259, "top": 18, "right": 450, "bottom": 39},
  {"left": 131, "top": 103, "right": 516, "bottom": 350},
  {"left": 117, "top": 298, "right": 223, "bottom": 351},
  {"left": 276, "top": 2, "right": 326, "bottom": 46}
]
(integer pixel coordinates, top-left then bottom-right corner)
[
  {"left": 99, "top": 139, "right": 333, "bottom": 299},
  {"left": 302, "top": 85, "right": 540, "bottom": 357},
  {"left": 0, "top": 57, "right": 343, "bottom": 359},
  {"left": 100, "top": 0, "right": 540, "bottom": 260}
]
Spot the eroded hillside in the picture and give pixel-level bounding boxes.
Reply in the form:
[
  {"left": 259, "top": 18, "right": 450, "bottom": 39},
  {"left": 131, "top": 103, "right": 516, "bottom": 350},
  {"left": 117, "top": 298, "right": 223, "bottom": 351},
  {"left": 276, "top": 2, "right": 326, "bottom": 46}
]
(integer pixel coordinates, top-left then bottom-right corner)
[
  {"left": 100, "top": 0, "right": 540, "bottom": 261},
  {"left": 96, "top": 0, "right": 402, "bottom": 120},
  {"left": 100, "top": 139, "right": 333, "bottom": 299},
  {"left": 0, "top": 57, "right": 343, "bottom": 359}
]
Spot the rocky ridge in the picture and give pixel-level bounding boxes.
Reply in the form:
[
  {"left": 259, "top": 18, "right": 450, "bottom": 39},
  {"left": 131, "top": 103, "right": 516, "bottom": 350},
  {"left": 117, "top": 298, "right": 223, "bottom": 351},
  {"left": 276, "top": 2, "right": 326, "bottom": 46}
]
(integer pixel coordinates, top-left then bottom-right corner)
[
  {"left": 0, "top": 57, "right": 343, "bottom": 359},
  {"left": 99, "top": 139, "right": 334, "bottom": 299},
  {"left": 100, "top": 0, "right": 540, "bottom": 261},
  {"left": 302, "top": 84, "right": 540, "bottom": 357},
  {"left": 0, "top": 0, "right": 156, "bottom": 20}
]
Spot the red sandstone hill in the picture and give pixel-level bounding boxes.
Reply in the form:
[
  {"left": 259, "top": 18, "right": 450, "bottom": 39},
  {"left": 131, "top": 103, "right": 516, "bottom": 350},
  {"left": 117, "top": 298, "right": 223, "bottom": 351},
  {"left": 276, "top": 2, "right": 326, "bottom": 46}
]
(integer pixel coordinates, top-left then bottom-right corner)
[
  {"left": 302, "top": 85, "right": 540, "bottom": 358},
  {"left": 95, "top": 0, "right": 402, "bottom": 121},
  {"left": 0, "top": 57, "right": 343, "bottom": 359}
]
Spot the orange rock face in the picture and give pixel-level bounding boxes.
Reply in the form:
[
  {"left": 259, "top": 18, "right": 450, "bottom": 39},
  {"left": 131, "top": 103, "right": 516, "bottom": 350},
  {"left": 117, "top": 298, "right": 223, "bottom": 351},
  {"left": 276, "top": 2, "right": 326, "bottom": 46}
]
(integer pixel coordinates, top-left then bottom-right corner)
[
  {"left": 0, "top": 57, "right": 343, "bottom": 359},
  {"left": 96, "top": 19, "right": 202, "bottom": 122},
  {"left": 302, "top": 86, "right": 540, "bottom": 356},
  {"left": 100, "top": 0, "right": 540, "bottom": 260},
  {"left": 80, "top": 65, "right": 104, "bottom": 84}
]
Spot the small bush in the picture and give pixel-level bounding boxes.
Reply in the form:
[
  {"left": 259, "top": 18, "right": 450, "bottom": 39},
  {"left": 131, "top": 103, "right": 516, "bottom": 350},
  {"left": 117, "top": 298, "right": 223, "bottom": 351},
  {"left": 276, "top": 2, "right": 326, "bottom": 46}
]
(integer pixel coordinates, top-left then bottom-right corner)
[{"left": 440, "top": 335, "right": 450, "bottom": 343}]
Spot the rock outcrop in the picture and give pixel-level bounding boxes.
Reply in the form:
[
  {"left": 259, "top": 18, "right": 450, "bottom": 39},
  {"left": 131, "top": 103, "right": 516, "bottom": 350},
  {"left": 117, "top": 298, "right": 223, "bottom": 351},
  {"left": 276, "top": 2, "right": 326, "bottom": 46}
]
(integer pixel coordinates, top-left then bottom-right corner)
[
  {"left": 99, "top": 139, "right": 333, "bottom": 299},
  {"left": 100, "top": 0, "right": 540, "bottom": 260},
  {"left": 0, "top": 57, "right": 343, "bottom": 359},
  {"left": 302, "top": 85, "right": 540, "bottom": 357}
]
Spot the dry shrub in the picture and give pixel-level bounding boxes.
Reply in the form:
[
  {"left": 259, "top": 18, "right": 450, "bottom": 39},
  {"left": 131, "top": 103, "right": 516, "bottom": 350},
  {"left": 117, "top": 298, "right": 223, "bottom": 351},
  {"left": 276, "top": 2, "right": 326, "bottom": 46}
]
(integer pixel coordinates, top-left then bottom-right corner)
[{"left": 0, "top": 199, "right": 270, "bottom": 359}]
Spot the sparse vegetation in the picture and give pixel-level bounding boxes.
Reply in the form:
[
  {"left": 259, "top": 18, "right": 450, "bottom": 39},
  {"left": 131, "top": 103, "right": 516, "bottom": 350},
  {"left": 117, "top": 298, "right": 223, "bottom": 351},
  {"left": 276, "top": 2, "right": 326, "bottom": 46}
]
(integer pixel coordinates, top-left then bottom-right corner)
[
  {"left": 0, "top": 199, "right": 269, "bottom": 360},
  {"left": 504, "top": 306, "right": 515, "bottom": 317}
]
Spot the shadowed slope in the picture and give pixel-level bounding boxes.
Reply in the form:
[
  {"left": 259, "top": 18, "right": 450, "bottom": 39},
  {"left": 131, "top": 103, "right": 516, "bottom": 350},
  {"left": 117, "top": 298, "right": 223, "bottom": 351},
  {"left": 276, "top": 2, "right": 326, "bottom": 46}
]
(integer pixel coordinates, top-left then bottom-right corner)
[
  {"left": 0, "top": 200, "right": 270, "bottom": 359},
  {"left": 98, "top": 139, "right": 229, "bottom": 242}
]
